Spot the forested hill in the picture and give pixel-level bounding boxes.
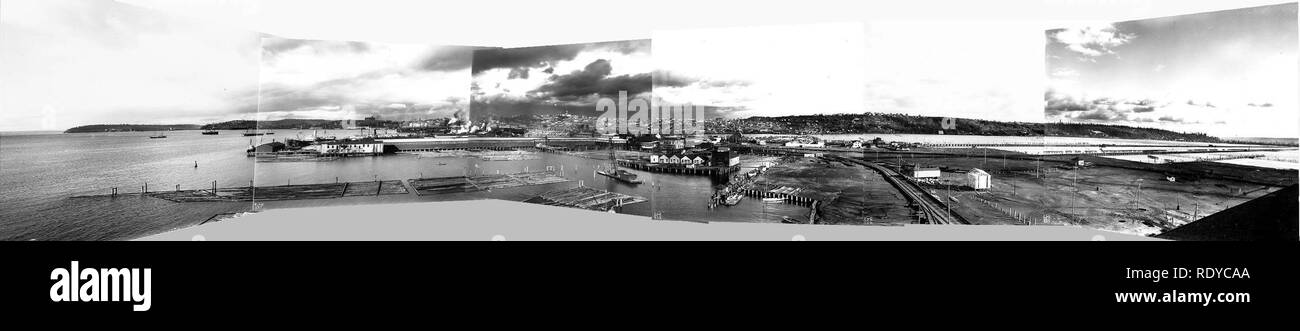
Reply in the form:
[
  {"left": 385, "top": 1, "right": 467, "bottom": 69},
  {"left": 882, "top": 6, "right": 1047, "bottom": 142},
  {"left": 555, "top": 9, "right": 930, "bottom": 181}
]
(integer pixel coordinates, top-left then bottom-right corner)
[
  {"left": 201, "top": 119, "right": 402, "bottom": 130},
  {"left": 721, "top": 113, "right": 1225, "bottom": 143},
  {"left": 64, "top": 124, "right": 200, "bottom": 133}
]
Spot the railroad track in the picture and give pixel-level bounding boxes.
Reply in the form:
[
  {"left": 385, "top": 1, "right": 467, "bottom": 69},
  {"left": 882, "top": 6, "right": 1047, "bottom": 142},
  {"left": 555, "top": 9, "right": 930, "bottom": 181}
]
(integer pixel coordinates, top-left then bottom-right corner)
[{"left": 832, "top": 155, "right": 968, "bottom": 224}]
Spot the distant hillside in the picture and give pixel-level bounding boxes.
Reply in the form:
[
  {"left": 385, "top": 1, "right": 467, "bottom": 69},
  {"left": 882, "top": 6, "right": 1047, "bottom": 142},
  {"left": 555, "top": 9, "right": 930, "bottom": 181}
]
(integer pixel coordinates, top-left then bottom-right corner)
[
  {"left": 64, "top": 124, "right": 200, "bottom": 133},
  {"left": 719, "top": 113, "right": 1226, "bottom": 143},
  {"left": 1221, "top": 137, "right": 1299, "bottom": 147},
  {"left": 201, "top": 119, "right": 402, "bottom": 130}
]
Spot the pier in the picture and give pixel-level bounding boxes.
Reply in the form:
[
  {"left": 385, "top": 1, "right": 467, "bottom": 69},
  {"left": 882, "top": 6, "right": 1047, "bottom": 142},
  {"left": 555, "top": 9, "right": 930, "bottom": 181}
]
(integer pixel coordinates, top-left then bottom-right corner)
[
  {"left": 93, "top": 180, "right": 412, "bottom": 203},
  {"left": 523, "top": 186, "right": 648, "bottom": 211},
  {"left": 407, "top": 171, "right": 571, "bottom": 196},
  {"left": 616, "top": 159, "right": 741, "bottom": 176}
]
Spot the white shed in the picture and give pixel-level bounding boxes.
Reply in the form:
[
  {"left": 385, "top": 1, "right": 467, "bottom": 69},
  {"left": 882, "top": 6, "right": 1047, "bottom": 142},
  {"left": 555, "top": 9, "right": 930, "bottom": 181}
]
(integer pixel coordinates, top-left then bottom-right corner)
[
  {"left": 912, "top": 166, "right": 940, "bottom": 179},
  {"left": 967, "top": 168, "right": 991, "bottom": 190}
]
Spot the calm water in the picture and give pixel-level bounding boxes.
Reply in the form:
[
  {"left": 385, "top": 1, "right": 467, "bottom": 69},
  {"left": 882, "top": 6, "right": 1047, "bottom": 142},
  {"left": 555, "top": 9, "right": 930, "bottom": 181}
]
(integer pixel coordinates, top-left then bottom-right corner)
[{"left": 1, "top": 130, "right": 807, "bottom": 240}]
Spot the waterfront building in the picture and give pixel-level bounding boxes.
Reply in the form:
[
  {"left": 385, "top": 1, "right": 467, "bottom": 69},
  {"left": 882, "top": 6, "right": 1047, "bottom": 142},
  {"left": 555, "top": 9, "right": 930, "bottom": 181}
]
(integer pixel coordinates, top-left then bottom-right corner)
[
  {"left": 309, "top": 138, "right": 383, "bottom": 155},
  {"left": 712, "top": 148, "right": 739, "bottom": 167}
]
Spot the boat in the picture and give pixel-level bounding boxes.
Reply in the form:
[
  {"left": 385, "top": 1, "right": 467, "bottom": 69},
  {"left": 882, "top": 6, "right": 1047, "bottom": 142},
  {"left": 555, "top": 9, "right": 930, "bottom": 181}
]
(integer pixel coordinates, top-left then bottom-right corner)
[
  {"left": 201, "top": 130, "right": 219, "bottom": 135},
  {"left": 781, "top": 216, "right": 801, "bottom": 224},
  {"left": 762, "top": 197, "right": 784, "bottom": 203},
  {"left": 242, "top": 128, "right": 266, "bottom": 136},
  {"left": 149, "top": 131, "right": 167, "bottom": 139},
  {"left": 597, "top": 169, "right": 643, "bottom": 184},
  {"left": 596, "top": 139, "right": 642, "bottom": 185},
  {"left": 723, "top": 193, "right": 742, "bottom": 206}
]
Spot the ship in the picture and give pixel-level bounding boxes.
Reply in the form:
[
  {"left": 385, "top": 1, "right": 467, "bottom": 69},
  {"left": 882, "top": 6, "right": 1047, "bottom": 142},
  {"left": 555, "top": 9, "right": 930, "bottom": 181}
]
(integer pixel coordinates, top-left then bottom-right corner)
[
  {"left": 201, "top": 130, "right": 219, "bottom": 135},
  {"left": 242, "top": 128, "right": 266, "bottom": 136},
  {"left": 148, "top": 131, "right": 167, "bottom": 139},
  {"left": 597, "top": 169, "right": 643, "bottom": 184},
  {"left": 596, "top": 137, "right": 642, "bottom": 185}
]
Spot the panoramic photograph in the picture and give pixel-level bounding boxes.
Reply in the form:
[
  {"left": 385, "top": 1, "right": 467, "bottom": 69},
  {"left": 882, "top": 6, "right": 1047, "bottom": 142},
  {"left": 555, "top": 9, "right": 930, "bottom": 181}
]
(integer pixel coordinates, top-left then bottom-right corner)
[{"left": 0, "top": 0, "right": 1294, "bottom": 241}]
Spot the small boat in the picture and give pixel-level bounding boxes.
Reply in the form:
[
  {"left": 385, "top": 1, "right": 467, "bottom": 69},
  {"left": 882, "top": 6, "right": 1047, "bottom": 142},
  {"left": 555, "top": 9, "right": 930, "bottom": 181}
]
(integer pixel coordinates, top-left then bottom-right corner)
[
  {"left": 723, "top": 193, "right": 742, "bottom": 206},
  {"left": 242, "top": 128, "right": 266, "bottom": 136},
  {"left": 201, "top": 130, "right": 219, "bottom": 135},
  {"left": 762, "top": 197, "right": 784, "bottom": 203},
  {"left": 781, "top": 216, "right": 801, "bottom": 224},
  {"left": 149, "top": 131, "right": 167, "bottom": 139}
]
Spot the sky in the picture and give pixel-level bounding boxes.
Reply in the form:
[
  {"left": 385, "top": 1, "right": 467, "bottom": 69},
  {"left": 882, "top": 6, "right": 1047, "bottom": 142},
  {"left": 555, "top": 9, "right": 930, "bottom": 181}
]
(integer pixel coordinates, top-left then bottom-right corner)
[
  {"left": 258, "top": 38, "right": 479, "bottom": 122},
  {"left": 653, "top": 23, "right": 866, "bottom": 120},
  {"left": 1046, "top": 3, "right": 1299, "bottom": 138},
  {"left": 0, "top": 0, "right": 261, "bottom": 131},
  {"left": 862, "top": 21, "right": 1045, "bottom": 123},
  {"left": 469, "top": 40, "right": 652, "bottom": 120}
]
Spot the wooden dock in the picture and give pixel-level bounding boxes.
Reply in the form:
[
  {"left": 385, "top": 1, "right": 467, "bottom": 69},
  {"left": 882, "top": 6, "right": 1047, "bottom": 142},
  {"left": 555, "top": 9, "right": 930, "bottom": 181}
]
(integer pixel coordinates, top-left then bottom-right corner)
[
  {"left": 616, "top": 159, "right": 741, "bottom": 176},
  {"left": 523, "top": 186, "right": 648, "bottom": 211},
  {"left": 79, "top": 180, "right": 410, "bottom": 202},
  {"left": 407, "top": 171, "right": 572, "bottom": 196}
]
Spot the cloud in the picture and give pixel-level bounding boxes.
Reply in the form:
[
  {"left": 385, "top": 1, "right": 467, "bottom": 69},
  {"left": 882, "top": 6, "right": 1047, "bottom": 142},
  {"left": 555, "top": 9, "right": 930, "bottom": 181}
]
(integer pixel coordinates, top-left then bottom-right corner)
[
  {"left": 470, "top": 40, "right": 650, "bottom": 76},
  {"left": 415, "top": 46, "right": 481, "bottom": 72},
  {"left": 1049, "top": 24, "right": 1135, "bottom": 57},
  {"left": 1044, "top": 88, "right": 1228, "bottom": 127},
  {"left": 471, "top": 44, "right": 586, "bottom": 74},
  {"left": 530, "top": 59, "right": 653, "bottom": 101},
  {"left": 262, "top": 38, "right": 370, "bottom": 59},
  {"left": 254, "top": 38, "right": 473, "bottom": 121}
]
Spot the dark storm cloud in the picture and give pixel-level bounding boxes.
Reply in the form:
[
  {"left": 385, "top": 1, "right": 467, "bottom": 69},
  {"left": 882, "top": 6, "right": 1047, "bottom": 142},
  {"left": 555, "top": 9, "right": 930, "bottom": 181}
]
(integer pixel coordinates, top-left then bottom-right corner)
[
  {"left": 1044, "top": 89, "right": 1185, "bottom": 121},
  {"left": 470, "top": 39, "right": 650, "bottom": 75},
  {"left": 529, "top": 59, "right": 652, "bottom": 101},
  {"left": 471, "top": 44, "right": 587, "bottom": 74}
]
